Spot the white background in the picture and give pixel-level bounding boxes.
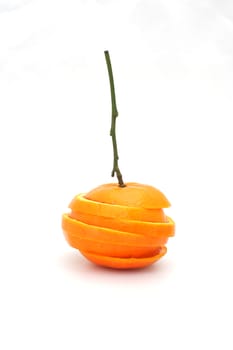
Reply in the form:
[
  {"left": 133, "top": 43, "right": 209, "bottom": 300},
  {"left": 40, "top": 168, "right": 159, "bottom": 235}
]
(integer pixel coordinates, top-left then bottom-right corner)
[{"left": 0, "top": 0, "right": 233, "bottom": 349}]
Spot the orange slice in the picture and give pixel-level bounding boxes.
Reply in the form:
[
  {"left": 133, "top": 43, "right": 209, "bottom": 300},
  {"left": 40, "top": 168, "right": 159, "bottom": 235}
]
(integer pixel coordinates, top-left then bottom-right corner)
[
  {"left": 62, "top": 214, "right": 172, "bottom": 246},
  {"left": 81, "top": 246, "right": 167, "bottom": 269},
  {"left": 63, "top": 232, "right": 165, "bottom": 259},
  {"left": 69, "top": 194, "right": 166, "bottom": 222},
  {"left": 68, "top": 211, "right": 175, "bottom": 238}
]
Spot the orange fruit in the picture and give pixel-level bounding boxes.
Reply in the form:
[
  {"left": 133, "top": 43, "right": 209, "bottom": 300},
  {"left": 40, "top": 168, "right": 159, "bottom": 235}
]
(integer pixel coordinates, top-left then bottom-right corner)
[{"left": 62, "top": 182, "right": 175, "bottom": 269}]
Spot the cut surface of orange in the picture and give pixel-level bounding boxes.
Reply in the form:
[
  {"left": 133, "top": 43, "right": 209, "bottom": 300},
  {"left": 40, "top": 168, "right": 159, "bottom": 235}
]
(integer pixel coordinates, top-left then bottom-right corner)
[{"left": 84, "top": 182, "right": 171, "bottom": 209}]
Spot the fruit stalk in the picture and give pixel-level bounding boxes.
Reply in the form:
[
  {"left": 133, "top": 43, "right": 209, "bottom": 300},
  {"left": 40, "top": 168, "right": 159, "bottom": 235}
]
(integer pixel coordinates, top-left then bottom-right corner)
[{"left": 104, "top": 50, "right": 126, "bottom": 188}]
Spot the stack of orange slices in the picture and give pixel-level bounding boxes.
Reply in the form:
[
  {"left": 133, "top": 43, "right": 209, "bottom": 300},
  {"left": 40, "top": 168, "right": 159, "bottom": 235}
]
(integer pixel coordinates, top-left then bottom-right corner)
[{"left": 62, "top": 182, "right": 175, "bottom": 269}]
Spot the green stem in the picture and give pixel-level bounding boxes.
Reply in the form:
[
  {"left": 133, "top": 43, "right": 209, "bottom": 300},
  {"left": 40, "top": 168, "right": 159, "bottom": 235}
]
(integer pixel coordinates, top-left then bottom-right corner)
[{"left": 104, "top": 50, "right": 126, "bottom": 188}]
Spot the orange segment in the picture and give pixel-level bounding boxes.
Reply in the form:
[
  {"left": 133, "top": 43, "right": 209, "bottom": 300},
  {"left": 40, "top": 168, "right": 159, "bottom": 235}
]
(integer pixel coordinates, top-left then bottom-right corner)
[
  {"left": 68, "top": 211, "right": 175, "bottom": 238},
  {"left": 85, "top": 182, "right": 171, "bottom": 209},
  {"left": 69, "top": 194, "right": 167, "bottom": 222},
  {"left": 81, "top": 246, "right": 167, "bottom": 269}
]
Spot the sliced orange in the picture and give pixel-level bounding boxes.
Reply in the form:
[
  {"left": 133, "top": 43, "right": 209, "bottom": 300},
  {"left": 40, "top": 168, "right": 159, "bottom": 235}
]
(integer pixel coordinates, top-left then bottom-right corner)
[
  {"left": 63, "top": 232, "right": 165, "bottom": 259},
  {"left": 68, "top": 211, "right": 175, "bottom": 238},
  {"left": 69, "top": 194, "right": 167, "bottom": 222},
  {"left": 62, "top": 214, "right": 163, "bottom": 246},
  {"left": 62, "top": 182, "right": 175, "bottom": 269},
  {"left": 62, "top": 214, "right": 171, "bottom": 246},
  {"left": 81, "top": 246, "right": 167, "bottom": 269}
]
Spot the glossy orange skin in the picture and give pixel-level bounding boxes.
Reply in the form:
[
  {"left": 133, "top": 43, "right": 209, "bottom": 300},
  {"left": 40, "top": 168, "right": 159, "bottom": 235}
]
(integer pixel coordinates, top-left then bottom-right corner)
[{"left": 62, "top": 183, "right": 175, "bottom": 269}]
